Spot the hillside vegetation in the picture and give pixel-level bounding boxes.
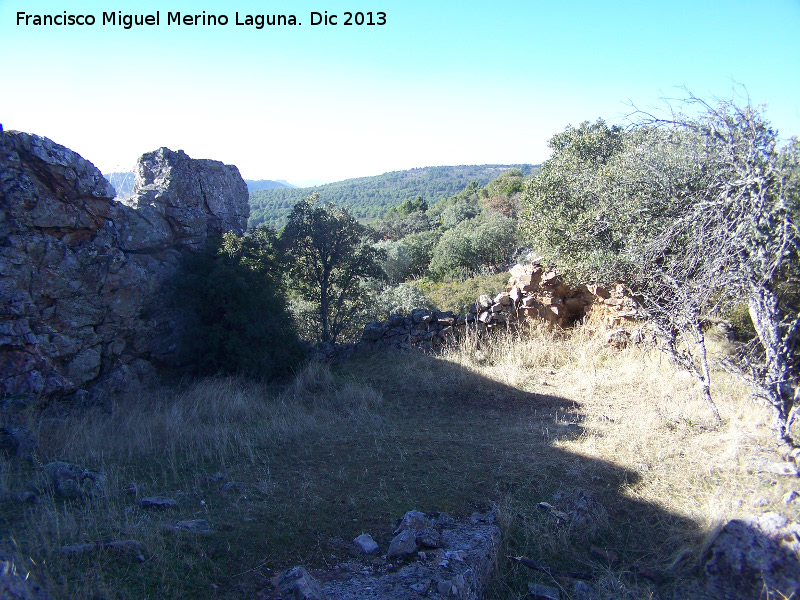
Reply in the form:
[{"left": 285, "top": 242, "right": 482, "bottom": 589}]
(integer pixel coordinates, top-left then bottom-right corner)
[{"left": 248, "top": 164, "right": 537, "bottom": 227}]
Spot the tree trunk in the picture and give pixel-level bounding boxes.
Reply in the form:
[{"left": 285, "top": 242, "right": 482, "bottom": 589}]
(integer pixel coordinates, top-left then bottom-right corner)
[
  {"left": 748, "top": 285, "right": 797, "bottom": 447},
  {"left": 320, "top": 280, "right": 330, "bottom": 343},
  {"left": 693, "top": 324, "right": 721, "bottom": 424}
]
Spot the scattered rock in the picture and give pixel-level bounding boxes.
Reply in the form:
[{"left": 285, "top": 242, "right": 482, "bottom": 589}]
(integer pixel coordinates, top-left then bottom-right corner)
[
  {"left": 537, "top": 502, "right": 568, "bottom": 522},
  {"left": 704, "top": 512, "right": 800, "bottom": 599},
  {"left": 570, "top": 580, "right": 600, "bottom": 600},
  {"left": 362, "top": 321, "right": 387, "bottom": 342},
  {"left": 278, "top": 566, "right": 327, "bottom": 600},
  {"left": 353, "top": 534, "right": 379, "bottom": 555},
  {"left": 494, "top": 292, "right": 512, "bottom": 306},
  {"left": 173, "top": 519, "right": 213, "bottom": 534},
  {"left": 390, "top": 510, "right": 443, "bottom": 552},
  {"left": 416, "top": 528, "right": 442, "bottom": 548},
  {"left": 528, "top": 582, "right": 561, "bottom": 600},
  {"left": 437, "top": 573, "right": 468, "bottom": 597},
  {"left": 430, "top": 512, "right": 456, "bottom": 529},
  {"left": 605, "top": 328, "right": 630, "bottom": 348},
  {"left": 139, "top": 496, "right": 178, "bottom": 509},
  {"left": 360, "top": 264, "right": 639, "bottom": 351},
  {"left": 41, "top": 461, "right": 105, "bottom": 499},
  {"left": 552, "top": 488, "right": 608, "bottom": 537},
  {"left": 394, "top": 510, "right": 428, "bottom": 534},
  {"left": 279, "top": 510, "right": 500, "bottom": 600},
  {"left": 762, "top": 462, "right": 800, "bottom": 477},
  {"left": 387, "top": 529, "right": 418, "bottom": 560},
  {"left": 59, "top": 540, "right": 146, "bottom": 562}
]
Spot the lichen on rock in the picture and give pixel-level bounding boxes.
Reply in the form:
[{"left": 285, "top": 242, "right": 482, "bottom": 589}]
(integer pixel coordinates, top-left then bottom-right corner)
[{"left": 0, "top": 129, "right": 249, "bottom": 400}]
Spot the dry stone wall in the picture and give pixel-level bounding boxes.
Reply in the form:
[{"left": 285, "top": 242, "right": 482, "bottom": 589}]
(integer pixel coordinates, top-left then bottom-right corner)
[
  {"left": 359, "top": 264, "right": 639, "bottom": 350},
  {"left": 0, "top": 130, "right": 249, "bottom": 400}
]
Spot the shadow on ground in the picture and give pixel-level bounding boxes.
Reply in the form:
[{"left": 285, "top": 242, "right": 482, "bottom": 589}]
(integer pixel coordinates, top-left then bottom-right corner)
[{"left": 1, "top": 348, "right": 797, "bottom": 600}]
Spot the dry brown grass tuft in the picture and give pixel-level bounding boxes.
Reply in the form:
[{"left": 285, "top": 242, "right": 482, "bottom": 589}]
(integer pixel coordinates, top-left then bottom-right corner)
[{"left": 433, "top": 325, "right": 794, "bottom": 598}]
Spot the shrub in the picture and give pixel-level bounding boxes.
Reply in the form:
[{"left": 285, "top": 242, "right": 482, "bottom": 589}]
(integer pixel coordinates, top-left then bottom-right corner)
[{"left": 173, "top": 228, "right": 306, "bottom": 379}]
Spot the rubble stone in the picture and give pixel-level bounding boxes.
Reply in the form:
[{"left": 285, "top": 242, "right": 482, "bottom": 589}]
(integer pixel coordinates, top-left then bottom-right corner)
[
  {"left": 360, "top": 264, "right": 639, "bottom": 350},
  {"left": 278, "top": 511, "right": 500, "bottom": 600}
]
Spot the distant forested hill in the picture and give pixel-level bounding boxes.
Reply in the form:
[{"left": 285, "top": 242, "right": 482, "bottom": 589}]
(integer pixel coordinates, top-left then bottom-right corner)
[
  {"left": 104, "top": 172, "right": 293, "bottom": 198},
  {"left": 246, "top": 179, "right": 295, "bottom": 192},
  {"left": 249, "top": 164, "right": 537, "bottom": 228}
]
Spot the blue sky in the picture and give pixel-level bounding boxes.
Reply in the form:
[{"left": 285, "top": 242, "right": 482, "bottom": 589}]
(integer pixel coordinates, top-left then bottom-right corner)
[{"left": 1, "top": 0, "right": 798, "bottom": 183}]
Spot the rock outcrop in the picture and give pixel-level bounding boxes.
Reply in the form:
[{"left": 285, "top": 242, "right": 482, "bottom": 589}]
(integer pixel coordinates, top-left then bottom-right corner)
[
  {"left": 359, "top": 264, "right": 639, "bottom": 351},
  {"left": 0, "top": 130, "right": 249, "bottom": 399}
]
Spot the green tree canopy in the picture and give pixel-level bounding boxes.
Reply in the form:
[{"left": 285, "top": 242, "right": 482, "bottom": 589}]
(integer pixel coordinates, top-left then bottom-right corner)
[
  {"left": 429, "top": 214, "right": 518, "bottom": 278},
  {"left": 280, "top": 193, "right": 386, "bottom": 343},
  {"left": 521, "top": 99, "right": 800, "bottom": 443}
]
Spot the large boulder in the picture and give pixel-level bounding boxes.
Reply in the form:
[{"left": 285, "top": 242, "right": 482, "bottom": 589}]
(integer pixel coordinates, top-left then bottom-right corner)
[
  {"left": 704, "top": 512, "right": 800, "bottom": 599},
  {"left": 0, "top": 129, "right": 249, "bottom": 399},
  {"left": 123, "top": 147, "right": 248, "bottom": 249}
]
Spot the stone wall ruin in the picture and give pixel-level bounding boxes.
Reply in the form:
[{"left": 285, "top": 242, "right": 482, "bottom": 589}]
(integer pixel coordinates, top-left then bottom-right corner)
[{"left": 359, "top": 264, "right": 640, "bottom": 351}]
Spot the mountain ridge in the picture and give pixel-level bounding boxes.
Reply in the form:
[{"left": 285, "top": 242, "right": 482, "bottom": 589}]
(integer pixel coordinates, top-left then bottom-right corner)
[
  {"left": 249, "top": 163, "right": 537, "bottom": 228},
  {"left": 104, "top": 172, "right": 295, "bottom": 199}
]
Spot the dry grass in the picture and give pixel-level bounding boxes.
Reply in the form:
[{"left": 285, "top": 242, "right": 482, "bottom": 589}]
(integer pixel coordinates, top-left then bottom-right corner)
[
  {"left": 1, "top": 325, "right": 797, "bottom": 599},
  {"left": 437, "top": 324, "right": 796, "bottom": 599}
]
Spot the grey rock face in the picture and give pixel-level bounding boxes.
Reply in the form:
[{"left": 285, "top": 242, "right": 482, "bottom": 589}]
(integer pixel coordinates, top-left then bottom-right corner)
[
  {"left": 0, "top": 130, "right": 249, "bottom": 399},
  {"left": 126, "top": 147, "right": 248, "bottom": 248},
  {"left": 704, "top": 512, "right": 800, "bottom": 599}
]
